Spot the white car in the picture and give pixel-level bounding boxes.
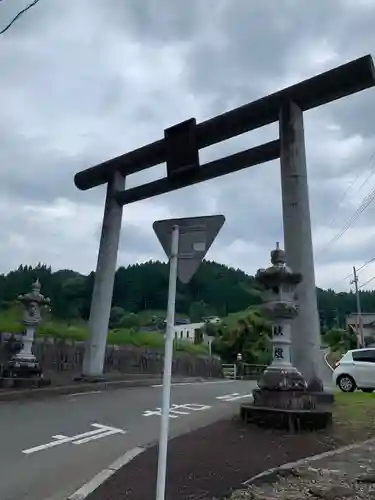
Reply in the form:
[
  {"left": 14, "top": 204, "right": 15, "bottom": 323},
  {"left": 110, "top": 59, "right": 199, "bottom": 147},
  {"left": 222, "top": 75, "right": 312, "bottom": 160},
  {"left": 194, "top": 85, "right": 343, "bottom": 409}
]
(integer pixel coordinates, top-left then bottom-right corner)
[{"left": 333, "top": 348, "right": 375, "bottom": 393}]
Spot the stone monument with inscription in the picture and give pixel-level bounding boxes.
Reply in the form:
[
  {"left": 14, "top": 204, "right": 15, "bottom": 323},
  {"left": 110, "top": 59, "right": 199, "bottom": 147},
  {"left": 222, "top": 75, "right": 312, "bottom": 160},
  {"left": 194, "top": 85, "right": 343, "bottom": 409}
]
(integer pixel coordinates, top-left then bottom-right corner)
[{"left": 240, "top": 243, "right": 332, "bottom": 431}]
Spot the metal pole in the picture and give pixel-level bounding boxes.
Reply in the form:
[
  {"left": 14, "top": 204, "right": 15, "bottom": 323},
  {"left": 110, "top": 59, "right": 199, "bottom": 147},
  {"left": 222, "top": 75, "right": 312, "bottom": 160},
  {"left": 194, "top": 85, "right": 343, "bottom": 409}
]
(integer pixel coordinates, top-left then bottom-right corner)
[
  {"left": 352, "top": 266, "right": 364, "bottom": 348},
  {"left": 155, "top": 225, "right": 179, "bottom": 500}
]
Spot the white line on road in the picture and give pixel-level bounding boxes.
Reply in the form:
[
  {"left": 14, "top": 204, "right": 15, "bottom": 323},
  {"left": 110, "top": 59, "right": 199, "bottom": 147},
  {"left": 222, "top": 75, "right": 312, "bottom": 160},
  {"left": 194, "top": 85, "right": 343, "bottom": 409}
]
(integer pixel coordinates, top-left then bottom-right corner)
[
  {"left": 22, "top": 423, "right": 126, "bottom": 455},
  {"left": 65, "top": 390, "right": 103, "bottom": 397},
  {"left": 151, "top": 380, "right": 235, "bottom": 388},
  {"left": 216, "top": 393, "right": 253, "bottom": 402},
  {"left": 68, "top": 447, "right": 146, "bottom": 500}
]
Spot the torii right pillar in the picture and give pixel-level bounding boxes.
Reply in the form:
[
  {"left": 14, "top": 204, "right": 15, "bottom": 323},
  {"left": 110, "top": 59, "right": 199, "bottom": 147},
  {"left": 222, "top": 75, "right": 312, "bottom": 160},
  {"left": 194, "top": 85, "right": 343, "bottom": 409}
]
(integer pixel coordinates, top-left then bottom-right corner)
[{"left": 279, "top": 100, "right": 323, "bottom": 390}]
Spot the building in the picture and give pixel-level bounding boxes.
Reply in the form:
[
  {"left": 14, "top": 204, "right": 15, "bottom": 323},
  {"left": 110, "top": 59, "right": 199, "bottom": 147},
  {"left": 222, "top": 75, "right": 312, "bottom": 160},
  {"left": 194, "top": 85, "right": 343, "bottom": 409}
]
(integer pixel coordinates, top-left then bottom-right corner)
[
  {"left": 346, "top": 312, "right": 375, "bottom": 344},
  {"left": 173, "top": 322, "right": 205, "bottom": 342}
]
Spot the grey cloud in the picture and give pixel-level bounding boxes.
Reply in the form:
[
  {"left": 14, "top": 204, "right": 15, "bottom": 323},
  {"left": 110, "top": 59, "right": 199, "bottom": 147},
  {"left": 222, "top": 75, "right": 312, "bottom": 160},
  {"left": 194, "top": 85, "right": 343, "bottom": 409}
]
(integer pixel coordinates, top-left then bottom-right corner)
[
  {"left": 119, "top": 222, "right": 163, "bottom": 260},
  {"left": 0, "top": 0, "right": 375, "bottom": 291}
]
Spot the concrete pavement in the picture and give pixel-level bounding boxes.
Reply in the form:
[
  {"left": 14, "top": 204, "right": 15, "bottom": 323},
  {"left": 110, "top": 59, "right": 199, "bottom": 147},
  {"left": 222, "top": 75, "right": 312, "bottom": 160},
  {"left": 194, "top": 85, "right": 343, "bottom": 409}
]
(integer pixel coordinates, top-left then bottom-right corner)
[{"left": 0, "top": 379, "right": 256, "bottom": 500}]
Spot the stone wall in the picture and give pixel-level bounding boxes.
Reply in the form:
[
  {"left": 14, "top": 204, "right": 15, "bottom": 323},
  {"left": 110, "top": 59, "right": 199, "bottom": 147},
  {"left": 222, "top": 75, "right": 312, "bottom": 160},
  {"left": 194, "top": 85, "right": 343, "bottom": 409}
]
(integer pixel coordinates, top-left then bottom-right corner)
[{"left": 0, "top": 332, "right": 223, "bottom": 380}]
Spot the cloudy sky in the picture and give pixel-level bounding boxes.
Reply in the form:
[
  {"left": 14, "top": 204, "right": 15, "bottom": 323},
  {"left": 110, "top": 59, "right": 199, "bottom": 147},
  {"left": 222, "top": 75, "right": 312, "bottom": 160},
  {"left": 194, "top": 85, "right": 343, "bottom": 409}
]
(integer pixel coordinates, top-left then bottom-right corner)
[{"left": 1, "top": 0, "right": 375, "bottom": 292}]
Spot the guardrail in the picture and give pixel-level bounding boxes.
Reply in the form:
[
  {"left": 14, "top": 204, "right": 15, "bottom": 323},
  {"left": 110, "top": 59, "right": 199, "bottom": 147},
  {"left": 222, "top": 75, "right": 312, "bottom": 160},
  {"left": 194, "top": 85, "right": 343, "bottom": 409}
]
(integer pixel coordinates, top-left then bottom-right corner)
[
  {"left": 222, "top": 364, "right": 237, "bottom": 379},
  {"left": 222, "top": 363, "right": 267, "bottom": 380}
]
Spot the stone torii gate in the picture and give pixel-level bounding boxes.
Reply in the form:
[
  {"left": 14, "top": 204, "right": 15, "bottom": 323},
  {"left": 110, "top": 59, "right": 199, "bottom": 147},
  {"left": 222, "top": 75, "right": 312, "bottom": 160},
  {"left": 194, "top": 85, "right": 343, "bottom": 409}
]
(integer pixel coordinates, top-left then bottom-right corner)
[{"left": 74, "top": 55, "right": 375, "bottom": 380}]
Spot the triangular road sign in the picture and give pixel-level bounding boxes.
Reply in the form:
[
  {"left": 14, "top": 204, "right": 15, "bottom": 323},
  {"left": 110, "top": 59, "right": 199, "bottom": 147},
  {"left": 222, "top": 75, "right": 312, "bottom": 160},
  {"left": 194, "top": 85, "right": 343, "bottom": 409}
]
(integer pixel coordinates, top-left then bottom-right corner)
[{"left": 153, "top": 214, "right": 225, "bottom": 284}]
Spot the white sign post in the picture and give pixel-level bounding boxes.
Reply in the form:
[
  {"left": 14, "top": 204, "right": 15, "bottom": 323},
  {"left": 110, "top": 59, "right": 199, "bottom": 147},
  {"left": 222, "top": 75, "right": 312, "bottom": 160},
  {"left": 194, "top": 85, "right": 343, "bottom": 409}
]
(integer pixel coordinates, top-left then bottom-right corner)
[
  {"left": 153, "top": 214, "right": 225, "bottom": 500},
  {"left": 155, "top": 224, "right": 179, "bottom": 500}
]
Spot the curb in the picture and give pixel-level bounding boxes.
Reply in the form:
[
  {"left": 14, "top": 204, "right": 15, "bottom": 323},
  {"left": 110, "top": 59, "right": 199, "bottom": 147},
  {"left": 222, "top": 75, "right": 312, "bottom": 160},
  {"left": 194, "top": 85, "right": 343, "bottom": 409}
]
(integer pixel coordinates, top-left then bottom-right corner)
[
  {"left": 68, "top": 447, "right": 146, "bottom": 500},
  {"left": 324, "top": 350, "right": 334, "bottom": 372},
  {"left": 244, "top": 436, "right": 375, "bottom": 486},
  {"left": 0, "top": 376, "right": 214, "bottom": 402}
]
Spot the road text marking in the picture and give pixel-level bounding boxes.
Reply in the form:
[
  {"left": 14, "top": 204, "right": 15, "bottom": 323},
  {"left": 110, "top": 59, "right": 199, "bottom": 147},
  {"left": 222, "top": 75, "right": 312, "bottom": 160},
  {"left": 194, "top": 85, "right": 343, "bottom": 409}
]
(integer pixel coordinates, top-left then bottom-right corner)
[
  {"left": 143, "top": 403, "right": 211, "bottom": 418},
  {"left": 22, "top": 423, "right": 126, "bottom": 455},
  {"left": 216, "top": 393, "right": 253, "bottom": 402}
]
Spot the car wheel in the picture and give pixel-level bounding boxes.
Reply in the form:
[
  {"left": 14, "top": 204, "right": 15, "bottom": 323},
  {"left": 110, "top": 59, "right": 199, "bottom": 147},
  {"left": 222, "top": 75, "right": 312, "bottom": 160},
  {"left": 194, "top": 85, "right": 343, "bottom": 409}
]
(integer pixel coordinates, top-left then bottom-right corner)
[
  {"left": 361, "top": 388, "right": 374, "bottom": 393},
  {"left": 337, "top": 374, "right": 356, "bottom": 392}
]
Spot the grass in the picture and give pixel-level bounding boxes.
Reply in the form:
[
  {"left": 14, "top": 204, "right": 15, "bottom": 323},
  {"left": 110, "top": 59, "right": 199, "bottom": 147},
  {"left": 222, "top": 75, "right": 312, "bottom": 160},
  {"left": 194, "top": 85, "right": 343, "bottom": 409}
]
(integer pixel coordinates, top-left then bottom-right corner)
[
  {"left": 333, "top": 391, "right": 375, "bottom": 442},
  {"left": 0, "top": 309, "right": 208, "bottom": 356}
]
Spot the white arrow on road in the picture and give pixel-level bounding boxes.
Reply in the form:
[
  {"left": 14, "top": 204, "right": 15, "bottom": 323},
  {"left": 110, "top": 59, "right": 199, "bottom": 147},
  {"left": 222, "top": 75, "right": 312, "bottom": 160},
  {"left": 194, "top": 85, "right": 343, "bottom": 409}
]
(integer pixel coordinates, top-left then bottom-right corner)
[
  {"left": 22, "top": 423, "right": 126, "bottom": 455},
  {"left": 216, "top": 393, "right": 253, "bottom": 402}
]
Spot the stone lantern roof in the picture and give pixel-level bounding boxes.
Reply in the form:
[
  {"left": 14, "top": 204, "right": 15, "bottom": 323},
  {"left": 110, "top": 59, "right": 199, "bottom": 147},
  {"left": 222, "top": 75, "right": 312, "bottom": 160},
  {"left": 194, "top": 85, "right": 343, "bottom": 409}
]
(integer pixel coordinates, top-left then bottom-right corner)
[{"left": 255, "top": 242, "right": 302, "bottom": 288}]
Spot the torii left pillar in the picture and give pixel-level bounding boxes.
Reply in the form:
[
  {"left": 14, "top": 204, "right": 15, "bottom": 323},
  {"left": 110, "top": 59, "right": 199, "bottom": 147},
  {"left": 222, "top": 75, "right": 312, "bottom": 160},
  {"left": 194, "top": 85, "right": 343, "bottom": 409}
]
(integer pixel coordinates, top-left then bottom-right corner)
[
  {"left": 82, "top": 171, "right": 125, "bottom": 377},
  {"left": 279, "top": 100, "right": 323, "bottom": 388}
]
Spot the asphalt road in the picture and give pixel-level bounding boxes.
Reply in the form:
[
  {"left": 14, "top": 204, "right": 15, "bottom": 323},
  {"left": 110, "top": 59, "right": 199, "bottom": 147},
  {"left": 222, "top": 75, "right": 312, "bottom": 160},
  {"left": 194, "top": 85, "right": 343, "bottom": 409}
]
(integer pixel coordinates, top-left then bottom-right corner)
[
  {"left": 0, "top": 379, "right": 255, "bottom": 500},
  {"left": 0, "top": 351, "right": 333, "bottom": 500}
]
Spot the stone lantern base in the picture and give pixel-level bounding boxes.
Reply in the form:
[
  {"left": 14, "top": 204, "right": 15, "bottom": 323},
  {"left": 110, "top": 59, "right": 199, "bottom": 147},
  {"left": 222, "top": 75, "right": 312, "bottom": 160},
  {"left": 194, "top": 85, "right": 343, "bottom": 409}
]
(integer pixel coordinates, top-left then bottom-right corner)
[
  {"left": 1, "top": 355, "right": 45, "bottom": 388},
  {"left": 240, "top": 367, "right": 333, "bottom": 432},
  {"left": 1, "top": 348, "right": 49, "bottom": 389},
  {"left": 240, "top": 387, "right": 333, "bottom": 432},
  {"left": 240, "top": 400, "right": 332, "bottom": 432},
  {"left": 258, "top": 366, "right": 307, "bottom": 391}
]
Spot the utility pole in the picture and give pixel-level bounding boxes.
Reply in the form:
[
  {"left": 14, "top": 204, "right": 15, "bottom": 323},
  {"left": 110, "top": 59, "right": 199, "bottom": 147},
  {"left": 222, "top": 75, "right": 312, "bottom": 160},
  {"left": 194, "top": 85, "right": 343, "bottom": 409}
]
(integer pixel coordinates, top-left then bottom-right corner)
[
  {"left": 351, "top": 266, "right": 364, "bottom": 348},
  {"left": 334, "top": 308, "right": 340, "bottom": 329}
]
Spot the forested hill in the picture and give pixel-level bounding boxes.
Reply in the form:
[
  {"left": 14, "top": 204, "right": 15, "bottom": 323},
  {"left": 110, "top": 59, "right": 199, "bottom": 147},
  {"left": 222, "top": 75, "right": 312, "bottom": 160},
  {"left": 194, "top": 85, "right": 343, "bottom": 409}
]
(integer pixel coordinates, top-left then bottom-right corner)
[
  {"left": 0, "top": 261, "right": 259, "bottom": 321},
  {"left": 0, "top": 261, "right": 374, "bottom": 329}
]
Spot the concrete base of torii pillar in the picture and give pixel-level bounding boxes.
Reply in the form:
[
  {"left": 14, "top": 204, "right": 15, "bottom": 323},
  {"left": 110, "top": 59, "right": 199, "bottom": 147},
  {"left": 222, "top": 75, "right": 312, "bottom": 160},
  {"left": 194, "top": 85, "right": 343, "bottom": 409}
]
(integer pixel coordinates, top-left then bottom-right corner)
[{"left": 279, "top": 100, "right": 324, "bottom": 389}]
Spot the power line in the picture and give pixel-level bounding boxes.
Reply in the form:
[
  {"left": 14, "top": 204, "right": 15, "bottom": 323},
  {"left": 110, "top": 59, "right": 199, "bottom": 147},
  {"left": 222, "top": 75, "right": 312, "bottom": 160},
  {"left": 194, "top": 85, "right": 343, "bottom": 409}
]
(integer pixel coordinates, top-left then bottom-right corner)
[
  {"left": 356, "top": 150, "right": 375, "bottom": 193},
  {"left": 323, "top": 183, "right": 375, "bottom": 252},
  {"left": 322, "top": 149, "right": 375, "bottom": 253},
  {"left": 327, "top": 170, "right": 362, "bottom": 229},
  {"left": 359, "top": 275, "right": 375, "bottom": 289},
  {"left": 0, "top": 0, "right": 41, "bottom": 35},
  {"left": 328, "top": 256, "right": 375, "bottom": 291},
  {"left": 357, "top": 256, "right": 375, "bottom": 274},
  {"left": 326, "top": 150, "right": 375, "bottom": 230}
]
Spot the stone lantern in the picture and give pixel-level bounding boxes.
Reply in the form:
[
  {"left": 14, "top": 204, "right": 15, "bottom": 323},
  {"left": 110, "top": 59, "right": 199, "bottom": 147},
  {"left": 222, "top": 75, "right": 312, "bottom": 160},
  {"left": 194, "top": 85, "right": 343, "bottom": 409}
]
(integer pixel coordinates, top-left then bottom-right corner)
[
  {"left": 240, "top": 243, "right": 332, "bottom": 431},
  {"left": 7, "top": 279, "right": 51, "bottom": 379},
  {"left": 255, "top": 242, "right": 306, "bottom": 392}
]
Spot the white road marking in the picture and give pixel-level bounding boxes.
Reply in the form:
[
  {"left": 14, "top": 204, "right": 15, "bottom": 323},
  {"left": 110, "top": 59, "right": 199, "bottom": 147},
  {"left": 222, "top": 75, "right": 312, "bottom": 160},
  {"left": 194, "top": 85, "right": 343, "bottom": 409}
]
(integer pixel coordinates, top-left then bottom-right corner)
[
  {"left": 180, "top": 403, "right": 211, "bottom": 411},
  {"left": 66, "top": 390, "right": 103, "bottom": 397},
  {"left": 22, "top": 423, "right": 126, "bottom": 455},
  {"left": 216, "top": 393, "right": 253, "bottom": 402},
  {"left": 68, "top": 447, "right": 146, "bottom": 500},
  {"left": 74, "top": 429, "right": 122, "bottom": 444},
  {"left": 152, "top": 380, "right": 235, "bottom": 388},
  {"left": 143, "top": 403, "right": 211, "bottom": 418}
]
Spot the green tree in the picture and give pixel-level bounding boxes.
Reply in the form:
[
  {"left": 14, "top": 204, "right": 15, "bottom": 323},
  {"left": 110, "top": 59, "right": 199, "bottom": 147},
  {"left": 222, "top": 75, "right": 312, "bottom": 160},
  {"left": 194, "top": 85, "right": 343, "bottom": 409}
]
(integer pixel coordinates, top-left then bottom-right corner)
[
  {"left": 109, "top": 306, "right": 126, "bottom": 329},
  {"left": 189, "top": 301, "right": 208, "bottom": 322},
  {"left": 213, "top": 311, "right": 271, "bottom": 364},
  {"left": 204, "top": 322, "right": 219, "bottom": 337},
  {"left": 118, "top": 313, "right": 140, "bottom": 330},
  {"left": 1, "top": 260, "right": 375, "bottom": 340},
  {"left": 323, "top": 327, "right": 356, "bottom": 352}
]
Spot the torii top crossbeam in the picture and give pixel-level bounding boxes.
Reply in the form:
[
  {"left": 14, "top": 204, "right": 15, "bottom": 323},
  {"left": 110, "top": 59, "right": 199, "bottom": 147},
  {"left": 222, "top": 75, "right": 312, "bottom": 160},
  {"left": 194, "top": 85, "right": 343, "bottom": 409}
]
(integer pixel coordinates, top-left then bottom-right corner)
[{"left": 74, "top": 54, "right": 375, "bottom": 204}]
